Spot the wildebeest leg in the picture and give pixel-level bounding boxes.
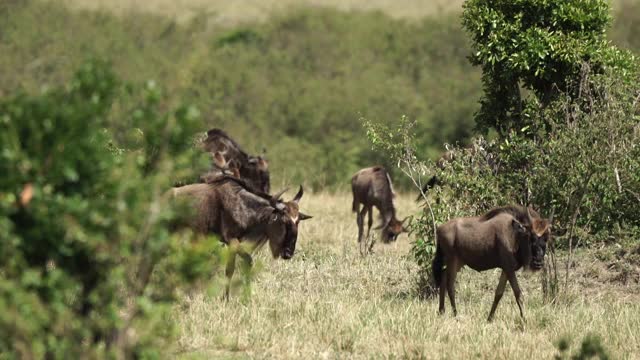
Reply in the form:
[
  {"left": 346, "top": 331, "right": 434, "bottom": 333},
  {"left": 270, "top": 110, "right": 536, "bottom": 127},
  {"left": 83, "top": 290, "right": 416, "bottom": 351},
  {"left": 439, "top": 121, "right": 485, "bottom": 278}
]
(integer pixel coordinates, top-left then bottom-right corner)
[
  {"left": 224, "top": 249, "right": 236, "bottom": 301},
  {"left": 223, "top": 238, "right": 243, "bottom": 300},
  {"left": 439, "top": 271, "right": 447, "bottom": 315},
  {"left": 238, "top": 251, "right": 253, "bottom": 268},
  {"left": 487, "top": 271, "right": 508, "bottom": 321},
  {"left": 506, "top": 271, "right": 525, "bottom": 321},
  {"left": 366, "top": 206, "right": 374, "bottom": 253},
  {"left": 446, "top": 258, "right": 461, "bottom": 316},
  {"left": 356, "top": 206, "right": 365, "bottom": 254}
]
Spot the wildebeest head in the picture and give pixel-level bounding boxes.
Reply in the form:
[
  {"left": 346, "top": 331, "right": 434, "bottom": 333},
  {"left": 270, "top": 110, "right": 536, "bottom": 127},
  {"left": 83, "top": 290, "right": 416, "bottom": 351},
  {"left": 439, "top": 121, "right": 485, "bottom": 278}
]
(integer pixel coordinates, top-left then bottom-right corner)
[
  {"left": 377, "top": 215, "right": 409, "bottom": 243},
  {"left": 265, "top": 186, "right": 312, "bottom": 259},
  {"left": 512, "top": 208, "right": 551, "bottom": 271},
  {"left": 245, "top": 155, "right": 270, "bottom": 193}
]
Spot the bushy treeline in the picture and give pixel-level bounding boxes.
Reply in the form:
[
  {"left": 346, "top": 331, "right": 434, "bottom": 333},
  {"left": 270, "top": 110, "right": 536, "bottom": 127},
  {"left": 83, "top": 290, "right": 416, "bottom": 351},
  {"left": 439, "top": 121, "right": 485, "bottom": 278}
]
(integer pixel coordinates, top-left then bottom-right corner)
[
  {"left": 2, "top": 1, "right": 639, "bottom": 190},
  {"left": 1, "top": 0, "right": 475, "bottom": 189},
  {"left": 0, "top": 61, "right": 227, "bottom": 358}
]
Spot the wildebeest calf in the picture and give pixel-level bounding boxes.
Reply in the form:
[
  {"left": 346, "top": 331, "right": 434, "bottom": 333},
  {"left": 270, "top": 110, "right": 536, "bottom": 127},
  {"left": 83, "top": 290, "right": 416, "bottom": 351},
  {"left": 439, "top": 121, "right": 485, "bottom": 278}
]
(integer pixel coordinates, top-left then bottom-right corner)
[
  {"left": 201, "top": 128, "right": 270, "bottom": 193},
  {"left": 351, "top": 166, "right": 407, "bottom": 255},
  {"left": 172, "top": 176, "right": 311, "bottom": 298},
  {"left": 433, "top": 205, "right": 550, "bottom": 321}
]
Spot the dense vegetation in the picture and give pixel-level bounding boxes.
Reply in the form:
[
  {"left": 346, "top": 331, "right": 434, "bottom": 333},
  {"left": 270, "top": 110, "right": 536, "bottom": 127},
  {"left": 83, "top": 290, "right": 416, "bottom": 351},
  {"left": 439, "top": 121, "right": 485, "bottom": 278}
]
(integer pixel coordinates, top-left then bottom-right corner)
[{"left": 0, "top": 61, "right": 231, "bottom": 358}]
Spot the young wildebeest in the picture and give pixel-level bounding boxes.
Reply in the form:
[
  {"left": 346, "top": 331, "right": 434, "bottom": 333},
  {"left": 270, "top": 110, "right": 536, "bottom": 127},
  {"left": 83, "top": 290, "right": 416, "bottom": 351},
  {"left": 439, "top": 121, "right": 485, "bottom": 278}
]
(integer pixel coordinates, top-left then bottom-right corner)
[
  {"left": 433, "top": 205, "right": 550, "bottom": 321},
  {"left": 201, "top": 128, "right": 270, "bottom": 193},
  {"left": 351, "top": 166, "right": 408, "bottom": 255},
  {"left": 172, "top": 176, "right": 311, "bottom": 298}
]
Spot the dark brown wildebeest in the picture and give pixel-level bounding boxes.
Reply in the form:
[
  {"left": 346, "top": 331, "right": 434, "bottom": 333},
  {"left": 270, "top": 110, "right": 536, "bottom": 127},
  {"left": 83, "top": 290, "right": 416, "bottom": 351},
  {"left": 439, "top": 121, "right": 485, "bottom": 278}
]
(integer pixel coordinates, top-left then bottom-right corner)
[
  {"left": 432, "top": 205, "right": 550, "bottom": 321},
  {"left": 201, "top": 128, "right": 270, "bottom": 193},
  {"left": 351, "top": 166, "right": 408, "bottom": 255},
  {"left": 172, "top": 176, "right": 311, "bottom": 298}
]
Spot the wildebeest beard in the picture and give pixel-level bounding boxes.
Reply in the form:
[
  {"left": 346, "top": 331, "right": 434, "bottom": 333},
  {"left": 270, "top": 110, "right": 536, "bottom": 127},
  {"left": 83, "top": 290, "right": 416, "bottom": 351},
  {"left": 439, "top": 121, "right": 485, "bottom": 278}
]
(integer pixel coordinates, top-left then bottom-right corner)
[{"left": 281, "top": 220, "right": 297, "bottom": 260}]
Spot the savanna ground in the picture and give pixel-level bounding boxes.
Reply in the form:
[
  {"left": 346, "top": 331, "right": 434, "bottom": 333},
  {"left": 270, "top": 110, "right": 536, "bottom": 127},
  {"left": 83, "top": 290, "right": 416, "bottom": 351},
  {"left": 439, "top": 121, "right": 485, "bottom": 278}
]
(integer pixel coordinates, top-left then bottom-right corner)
[{"left": 175, "top": 192, "right": 640, "bottom": 359}]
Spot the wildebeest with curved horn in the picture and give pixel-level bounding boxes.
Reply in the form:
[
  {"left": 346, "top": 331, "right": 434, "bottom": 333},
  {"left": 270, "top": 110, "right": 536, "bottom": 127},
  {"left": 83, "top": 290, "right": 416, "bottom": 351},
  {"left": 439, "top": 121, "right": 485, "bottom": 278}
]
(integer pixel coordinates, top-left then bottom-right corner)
[
  {"left": 201, "top": 128, "right": 270, "bottom": 193},
  {"left": 172, "top": 176, "right": 312, "bottom": 298},
  {"left": 351, "top": 166, "right": 408, "bottom": 255},
  {"left": 432, "top": 205, "right": 550, "bottom": 321}
]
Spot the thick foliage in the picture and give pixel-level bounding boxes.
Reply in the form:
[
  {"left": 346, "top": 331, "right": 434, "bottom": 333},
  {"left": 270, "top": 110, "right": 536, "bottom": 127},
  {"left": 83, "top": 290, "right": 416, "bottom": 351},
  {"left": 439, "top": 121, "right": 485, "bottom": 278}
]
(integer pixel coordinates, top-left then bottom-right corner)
[
  {"left": 462, "top": 0, "right": 637, "bottom": 134},
  {"left": 0, "top": 62, "right": 225, "bottom": 358}
]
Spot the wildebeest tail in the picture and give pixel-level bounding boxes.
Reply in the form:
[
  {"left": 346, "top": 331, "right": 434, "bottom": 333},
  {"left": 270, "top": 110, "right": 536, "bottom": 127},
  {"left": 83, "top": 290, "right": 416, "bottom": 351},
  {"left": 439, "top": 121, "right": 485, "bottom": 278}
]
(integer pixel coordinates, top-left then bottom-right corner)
[
  {"left": 432, "top": 241, "right": 444, "bottom": 288},
  {"left": 351, "top": 174, "right": 359, "bottom": 213}
]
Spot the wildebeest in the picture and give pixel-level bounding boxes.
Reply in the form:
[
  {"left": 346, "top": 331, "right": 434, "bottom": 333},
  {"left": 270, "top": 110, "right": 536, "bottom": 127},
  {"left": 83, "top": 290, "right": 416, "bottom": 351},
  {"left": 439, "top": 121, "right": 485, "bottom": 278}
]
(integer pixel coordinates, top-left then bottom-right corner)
[
  {"left": 351, "top": 166, "right": 408, "bottom": 255},
  {"left": 201, "top": 128, "right": 270, "bottom": 193},
  {"left": 432, "top": 205, "right": 550, "bottom": 321},
  {"left": 172, "top": 176, "right": 311, "bottom": 298}
]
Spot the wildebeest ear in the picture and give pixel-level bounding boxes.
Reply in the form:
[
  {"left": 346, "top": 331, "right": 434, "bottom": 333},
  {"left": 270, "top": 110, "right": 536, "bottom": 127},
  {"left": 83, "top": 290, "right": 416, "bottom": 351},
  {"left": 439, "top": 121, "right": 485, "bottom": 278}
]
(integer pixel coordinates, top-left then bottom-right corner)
[
  {"left": 532, "top": 219, "right": 550, "bottom": 236},
  {"left": 299, "top": 212, "right": 312, "bottom": 221},
  {"left": 258, "top": 157, "right": 268, "bottom": 171},
  {"left": 213, "top": 152, "right": 227, "bottom": 168},
  {"left": 511, "top": 219, "right": 527, "bottom": 234},
  {"left": 293, "top": 185, "right": 304, "bottom": 203}
]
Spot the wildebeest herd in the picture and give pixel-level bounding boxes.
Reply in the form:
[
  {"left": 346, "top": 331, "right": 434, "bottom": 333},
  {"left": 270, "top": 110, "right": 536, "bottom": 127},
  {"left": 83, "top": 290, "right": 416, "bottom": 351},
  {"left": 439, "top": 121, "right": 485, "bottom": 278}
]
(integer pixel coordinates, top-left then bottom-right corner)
[{"left": 172, "top": 128, "right": 552, "bottom": 321}]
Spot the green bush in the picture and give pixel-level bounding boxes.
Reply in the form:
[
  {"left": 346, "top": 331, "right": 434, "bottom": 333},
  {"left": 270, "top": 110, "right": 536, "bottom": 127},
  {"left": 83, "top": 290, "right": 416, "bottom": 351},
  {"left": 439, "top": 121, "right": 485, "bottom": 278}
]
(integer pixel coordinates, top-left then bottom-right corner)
[
  {"left": 0, "top": 61, "right": 224, "bottom": 358},
  {"left": 462, "top": 0, "right": 637, "bottom": 134}
]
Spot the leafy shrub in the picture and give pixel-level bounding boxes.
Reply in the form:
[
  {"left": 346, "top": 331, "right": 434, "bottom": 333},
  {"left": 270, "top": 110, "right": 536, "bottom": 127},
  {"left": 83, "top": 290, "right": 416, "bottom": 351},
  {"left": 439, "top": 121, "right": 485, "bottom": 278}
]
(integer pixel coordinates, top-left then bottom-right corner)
[
  {"left": 0, "top": 61, "right": 224, "bottom": 358},
  {"left": 462, "top": 0, "right": 637, "bottom": 134}
]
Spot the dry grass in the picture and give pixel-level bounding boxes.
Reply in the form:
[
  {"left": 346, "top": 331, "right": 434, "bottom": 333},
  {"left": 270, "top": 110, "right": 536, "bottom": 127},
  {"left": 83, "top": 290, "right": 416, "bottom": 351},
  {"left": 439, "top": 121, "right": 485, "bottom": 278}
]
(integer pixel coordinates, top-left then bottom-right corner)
[
  {"left": 49, "top": 0, "right": 465, "bottom": 24},
  {"left": 174, "top": 192, "right": 640, "bottom": 359}
]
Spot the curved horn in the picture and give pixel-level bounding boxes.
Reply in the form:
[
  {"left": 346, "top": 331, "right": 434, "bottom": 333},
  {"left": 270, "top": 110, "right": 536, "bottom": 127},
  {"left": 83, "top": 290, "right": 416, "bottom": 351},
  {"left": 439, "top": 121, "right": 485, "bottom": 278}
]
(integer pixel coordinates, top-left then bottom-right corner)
[
  {"left": 374, "top": 214, "right": 392, "bottom": 230},
  {"left": 526, "top": 206, "right": 533, "bottom": 223},
  {"left": 293, "top": 185, "right": 304, "bottom": 203},
  {"left": 272, "top": 188, "right": 289, "bottom": 201}
]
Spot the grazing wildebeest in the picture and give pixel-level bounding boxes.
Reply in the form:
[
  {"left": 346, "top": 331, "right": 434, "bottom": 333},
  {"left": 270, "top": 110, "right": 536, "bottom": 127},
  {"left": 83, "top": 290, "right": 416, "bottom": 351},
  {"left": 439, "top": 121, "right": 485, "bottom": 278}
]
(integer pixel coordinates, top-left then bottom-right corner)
[
  {"left": 351, "top": 166, "right": 408, "bottom": 255},
  {"left": 432, "top": 205, "right": 550, "bottom": 321},
  {"left": 172, "top": 176, "right": 311, "bottom": 298},
  {"left": 201, "top": 128, "right": 270, "bottom": 193}
]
